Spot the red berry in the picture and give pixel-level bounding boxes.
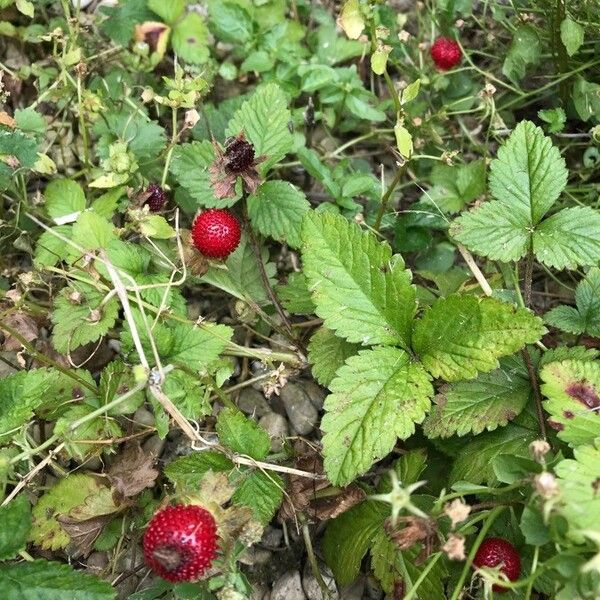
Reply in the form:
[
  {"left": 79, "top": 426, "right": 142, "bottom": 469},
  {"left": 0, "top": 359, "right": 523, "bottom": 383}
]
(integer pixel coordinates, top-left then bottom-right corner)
[
  {"left": 143, "top": 504, "right": 218, "bottom": 583},
  {"left": 145, "top": 183, "right": 168, "bottom": 212},
  {"left": 430, "top": 37, "right": 462, "bottom": 70},
  {"left": 473, "top": 537, "right": 521, "bottom": 593},
  {"left": 191, "top": 209, "right": 241, "bottom": 259}
]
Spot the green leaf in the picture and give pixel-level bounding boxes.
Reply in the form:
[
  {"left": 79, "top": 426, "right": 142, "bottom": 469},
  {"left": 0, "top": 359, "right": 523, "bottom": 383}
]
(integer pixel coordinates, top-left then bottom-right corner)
[
  {"left": 232, "top": 470, "right": 283, "bottom": 524},
  {"left": 100, "top": 0, "right": 153, "bottom": 45},
  {"left": 538, "top": 107, "right": 567, "bottom": 134},
  {"left": 14, "top": 106, "right": 45, "bottom": 135},
  {"left": 345, "top": 93, "right": 386, "bottom": 122},
  {"left": 307, "top": 327, "right": 360, "bottom": 388},
  {"left": 70, "top": 212, "right": 116, "bottom": 255},
  {"left": 276, "top": 272, "right": 316, "bottom": 315},
  {"left": 545, "top": 269, "right": 600, "bottom": 336},
  {"left": 172, "top": 13, "right": 210, "bottom": 64},
  {"left": 216, "top": 408, "right": 270, "bottom": 460},
  {"left": 91, "top": 187, "right": 126, "bottom": 218},
  {"left": 322, "top": 501, "right": 388, "bottom": 585},
  {"left": 0, "top": 369, "right": 60, "bottom": 440},
  {"left": 0, "top": 130, "right": 38, "bottom": 188},
  {"left": 297, "top": 147, "right": 340, "bottom": 197},
  {"left": 502, "top": 25, "right": 540, "bottom": 82},
  {"left": 208, "top": 0, "right": 253, "bottom": 43},
  {"left": 423, "top": 357, "right": 531, "bottom": 438},
  {"left": 540, "top": 359, "right": 600, "bottom": 448},
  {"left": 489, "top": 121, "right": 567, "bottom": 225},
  {"left": 572, "top": 76, "right": 600, "bottom": 122},
  {"left": 413, "top": 295, "right": 545, "bottom": 382},
  {"left": 338, "top": 0, "right": 365, "bottom": 39},
  {"left": 170, "top": 141, "right": 226, "bottom": 208},
  {"left": 427, "top": 159, "right": 486, "bottom": 214},
  {"left": 163, "top": 369, "right": 210, "bottom": 422},
  {"left": 34, "top": 225, "right": 72, "bottom": 267},
  {"left": 450, "top": 425, "right": 537, "bottom": 485},
  {"left": 247, "top": 181, "right": 310, "bottom": 248},
  {"left": 555, "top": 442, "right": 600, "bottom": 541},
  {"left": 226, "top": 83, "right": 293, "bottom": 174},
  {"left": 138, "top": 214, "right": 175, "bottom": 239},
  {"left": 533, "top": 207, "right": 600, "bottom": 270},
  {"left": 15, "top": 0, "right": 33, "bottom": 18},
  {"left": 52, "top": 283, "right": 119, "bottom": 354},
  {"left": 147, "top": 0, "right": 184, "bottom": 24},
  {"left": 301, "top": 211, "right": 416, "bottom": 348},
  {"left": 393, "top": 449, "right": 428, "bottom": 487},
  {"left": 0, "top": 560, "right": 116, "bottom": 600},
  {"left": 0, "top": 495, "right": 31, "bottom": 560},
  {"left": 165, "top": 451, "right": 233, "bottom": 488},
  {"left": 560, "top": 18, "right": 584, "bottom": 57},
  {"left": 322, "top": 347, "right": 433, "bottom": 486},
  {"left": 201, "top": 235, "right": 276, "bottom": 305}
]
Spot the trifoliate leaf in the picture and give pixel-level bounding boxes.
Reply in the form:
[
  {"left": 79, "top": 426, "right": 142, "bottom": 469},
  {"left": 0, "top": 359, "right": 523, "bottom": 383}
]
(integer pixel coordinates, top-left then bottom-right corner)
[
  {"left": 307, "top": 327, "right": 360, "bottom": 388},
  {"left": 172, "top": 13, "right": 210, "bottom": 64},
  {"left": 276, "top": 272, "right": 316, "bottom": 315},
  {"left": 52, "top": 282, "right": 119, "bottom": 354},
  {"left": 560, "top": 17, "right": 584, "bottom": 57},
  {"left": 0, "top": 368, "right": 61, "bottom": 441},
  {"left": 413, "top": 295, "right": 544, "bottom": 382},
  {"left": 226, "top": 83, "right": 293, "bottom": 174},
  {"left": 44, "top": 179, "right": 85, "bottom": 223},
  {"left": 301, "top": 211, "right": 416, "bottom": 348},
  {"left": 322, "top": 347, "right": 433, "bottom": 486},
  {"left": 216, "top": 408, "right": 270, "bottom": 460},
  {"left": 0, "top": 560, "right": 116, "bottom": 600},
  {"left": 555, "top": 442, "right": 600, "bottom": 542},
  {"left": 247, "top": 180, "right": 310, "bottom": 248},
  {"left": 232, "top": 470, "right": 284, "bottom": 524},
  {"left": 533, "top": 207, "right": 600, "bottom": 270},
  {"left": 545, "top": 269, "right": 600, "bottom": 336},
  {"left": 0, "top": 495, "right": 31, "bottom": 560},
  {"left": 322, "top": 500, "right": 388, "bottom": 585},
  {"left": 201, "top": 235, "right": 276, "bottom": 306},
  {"left": 450, "top": 425, "right": 537, "bottom": 485},
  {"left": 540, "top": 359, "right": 600, "bottom": 448},
  {"left": 424, "top": 356, "right": 531, "bottom": 438}
]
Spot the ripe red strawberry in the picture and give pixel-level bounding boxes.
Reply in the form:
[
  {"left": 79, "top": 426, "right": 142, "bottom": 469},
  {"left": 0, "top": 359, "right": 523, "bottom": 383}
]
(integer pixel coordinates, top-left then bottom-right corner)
[
  {"left": 473, "top": 537, "right": 521, "bottom": 593},
  {"left": 191, "top": 208, "right": 241, "bottom": 259},
  {"left": 430, "top": 37, "right": 462, "bottom": 70},
  {"left": 143, "top": 504, "right": 218, "bottom": 583},
  {"left": 145, "top": 183, "right": 168, "bottom": 212}
]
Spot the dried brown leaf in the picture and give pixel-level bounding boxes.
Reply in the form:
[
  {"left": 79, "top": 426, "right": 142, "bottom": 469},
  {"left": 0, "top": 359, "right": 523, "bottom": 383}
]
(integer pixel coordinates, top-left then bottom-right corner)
[
  {"left": 108, "top": 444, "right": 159, "bottom": 499},
  {"left": 58, "top": 514, "right": 113, "bottom": 558},
  {"left": 1, "top": 311, "right": 38, "bottom": 351}
]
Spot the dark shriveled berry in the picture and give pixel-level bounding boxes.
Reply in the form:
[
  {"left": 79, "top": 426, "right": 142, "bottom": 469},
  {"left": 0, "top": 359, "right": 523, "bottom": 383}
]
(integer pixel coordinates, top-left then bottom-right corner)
[
  {"left": 224, "top": 135, "right": 256, "bottom": 174},
  {"left": 145, "top": 183, "right": 168, "bottom": 212}
]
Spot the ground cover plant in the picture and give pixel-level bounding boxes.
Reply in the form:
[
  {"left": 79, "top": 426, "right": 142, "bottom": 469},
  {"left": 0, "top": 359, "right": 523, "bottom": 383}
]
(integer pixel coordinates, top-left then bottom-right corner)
[{"left": 0, "top": 0, "right": 599, "bottom": 598}]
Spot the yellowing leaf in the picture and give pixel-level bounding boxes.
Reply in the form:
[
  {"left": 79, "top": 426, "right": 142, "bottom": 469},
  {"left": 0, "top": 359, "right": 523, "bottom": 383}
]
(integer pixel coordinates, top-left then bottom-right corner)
[
  {"left": 338, "top": 0, "right": 364, "bottom": 40},
  {"left": 371, "top": 47, "right": 390, "bottom": 75},
  {"left": 394, "top": 122, "right": 413, "bottom": 159}
]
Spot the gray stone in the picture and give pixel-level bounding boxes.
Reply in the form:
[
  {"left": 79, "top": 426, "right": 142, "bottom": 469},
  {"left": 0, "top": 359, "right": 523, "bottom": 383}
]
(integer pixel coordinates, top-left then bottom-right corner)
[
  {"left": 143, "top": 434, "right": 165, "bottom": 458},
  {"left": 272, "top": 570, "right": 306, "bottom": 600},
  {"left": 302, "top": 562, "right": 338, "bottom": 600},
  {"left": 237, "top": 388, "right": 271, "bottom": 418},
  {"left": 302, "top": 380, "right": 327, "bottom": 411},
  {"left": 280, "top": 383, "right": 319, "bottom": 435},
  {"left": 133, "top": 407, "right": 155, "bottom": 427},
  {"left": 258, "top": 412, "right": 289, "bottom": 452},
  {"left": 261, "top": 526, "right": 283, "bottom": 548},
  {"left": 340, "top": 575, "right": 366, "bottom": 600}
]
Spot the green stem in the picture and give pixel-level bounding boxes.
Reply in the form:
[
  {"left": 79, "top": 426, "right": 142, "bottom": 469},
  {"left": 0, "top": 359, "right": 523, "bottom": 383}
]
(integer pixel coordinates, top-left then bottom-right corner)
[
  {"left": 403, "top": 552, "right": 443, "bottom": 600},
  {"left": 373, "top": 163, "right": 408, "bottom": 231}
]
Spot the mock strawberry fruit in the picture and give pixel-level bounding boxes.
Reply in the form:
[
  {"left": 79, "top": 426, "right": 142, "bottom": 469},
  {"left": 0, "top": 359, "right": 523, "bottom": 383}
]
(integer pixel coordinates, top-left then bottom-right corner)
[
  {"left": 191, "top": 208, "right": 241, "bottom": 259},
  {"left": 145, "top": 183, "right": 168, "bottom": 212},
  {"left": 430, "top": 37, "right": 462, "bottom": 70},
  {"left": 143, "top": 504, "right": 218, "bottom": 583},
  {"left": 473, "top": 537, "right": 521, "bottom": 593}
]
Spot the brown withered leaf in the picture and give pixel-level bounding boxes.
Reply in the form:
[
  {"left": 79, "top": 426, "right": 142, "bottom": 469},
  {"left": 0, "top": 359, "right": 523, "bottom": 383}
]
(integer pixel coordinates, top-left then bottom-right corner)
[
  {"left": 108, "top": 444, "right": 159, "bottom": 500},
  {"left": 58, "top": 514, "right": 113, "bottom": 558},
  {"left": 0, "top": 111, "right": 15, "bottom": 128},
  {"left": 1, "top": 311, "right": 38, "bottom": 351},
  {"left": 278, "top": 453, "right": 365, "bottom": 522},
  {"left": 386, "top": 516, "right": 438, "bottom": 564}
]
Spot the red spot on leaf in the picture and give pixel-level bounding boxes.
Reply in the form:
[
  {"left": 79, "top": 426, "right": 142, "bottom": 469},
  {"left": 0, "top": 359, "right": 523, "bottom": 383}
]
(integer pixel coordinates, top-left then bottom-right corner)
[
  {"left": 548, "top": 420, "right": 564, "bottom": 431},
  {"left": 566, "top": 382, "right": 600, "bottom": 411},
  {"left": 563, "top": 410, "right": 574, "bottom": 419}
]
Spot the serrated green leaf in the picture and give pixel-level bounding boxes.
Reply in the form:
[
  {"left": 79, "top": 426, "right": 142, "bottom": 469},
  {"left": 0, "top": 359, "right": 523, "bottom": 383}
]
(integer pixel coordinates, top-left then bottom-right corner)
[
  {"left": 98, "top": 360, "right": 144, "bottom": 416},
  {"left": 163, "top": 369, "right": 210, "bottom": 422},
  {"left": 428, "top": 159, "right": 486, "bottom": 214},
  {"left": 502, "top": 25, "right": 541, "bottom": 82},
  {"left": 533, "top": 207, "right": 600, "bottom": 270},
  {"left": 99, "top": 0, "right": 153, "bottom": 45},
  {"left": 165, "top": 451, "right": 233, "bottom": 488},
  {"left": 301, "top": 211, "right": 416, "bottom": 348},
  {"left": 423, "top": 357, "right": 531, "bottom": 438},
  {"left": 540, "top": 359, "right": 600, "bottom": 448},
  {"left": 70, "top": 211, "right": 116, "bottom": 256},
  {"left": 538, "top": 107, "right": 566, "bottom": 134},
  {"left": 490, "top": 121, "right": 567, "bottom": 224},
  {"left": 147, "top": 0, "right": 184, "bottom": 24},
  {"left": 413, "top": 295, "right": 544, "bottom": 382},
  {"left": 226, "top": 83, "right": 293, "bottom": 174},
  {"left": 0, "top": 495, "right": 31, "bottom": 560},
  {"left": 545, "top": 269, "right": 600, "bottom": 337},
  {"left": 14, "top": 106, "right": 45, "bottom": 135},
  {"left": 450, "top": 425, "right": 537, "bottom": 485},
  {"left": 0, "top": 560, "right": 116, "bottom": 600},
  {"left": 0, "top": 368, "right": 60, "bottom": 441},
  {"left": 276, "top": 272, "right": 316, "bottom": 315},
  {"left": 172, "top": 13, "right": 209, "bottom": 64},
  {"left": 307, "top": 327, "right": 360, "bottom": 388},
  {"left": 216, "top": 408, "right": 270, "bottom": 460},
  {"left": 322, "top": 347, "right": 433, "bottom": 486},
  {"left": 232, "top": 470, "right": 283, "bottom": 524},
  {"left": 201, "top": 235, "right": 276, "bottom": 305},
  {"left": 560, "top": 18, "right": 584, "bottom": 57},
  {"left": 540, "top": 346, "right": 600, "bottom": 368},
  {"left": 208, "top": 0, "right": 253, "bottom": 43},
  {"left": 34, "top": 225, "right": 72, "bottom": 267},
  {"left": 52, "top": 282, "right": 119, "bottom": 354},
  {"left": 555, "top": 442, "right": 600, "bottom": 542},
  {"left": 247, "top": 180, "right": 310, "bottom": 248},
  {"left": 322, "top": 501, "right": 388, "bottom": 585}
]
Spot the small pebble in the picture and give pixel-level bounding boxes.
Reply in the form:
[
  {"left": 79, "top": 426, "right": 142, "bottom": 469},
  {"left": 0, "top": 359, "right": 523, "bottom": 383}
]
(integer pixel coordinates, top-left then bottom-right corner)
[
  {"left": 280, "top": 383, "right": 319, "bottom": 435},
  {"left": 302, "top": 562, "right": 338, "bottom": 600},
  {"left": 272, "top": 570, "right": 306, "bottom": 600},
  {"left": 259, "top": 412, "right": 289, "bottom": 452},
  {"left": 237, "top": 388, "right": 271, "bottom": 418}
]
